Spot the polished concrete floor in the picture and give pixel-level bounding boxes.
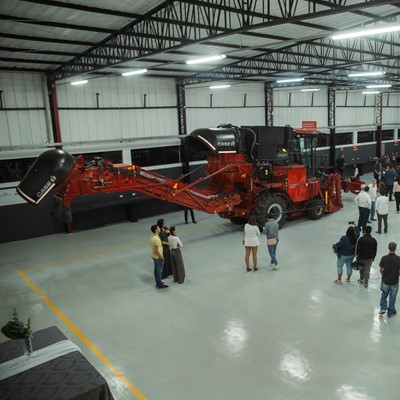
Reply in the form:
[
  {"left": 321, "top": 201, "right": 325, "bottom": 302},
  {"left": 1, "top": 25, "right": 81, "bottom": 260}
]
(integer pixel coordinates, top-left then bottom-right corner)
[{"left": 2, "top": 177, "right": 400, "bottom": 400}]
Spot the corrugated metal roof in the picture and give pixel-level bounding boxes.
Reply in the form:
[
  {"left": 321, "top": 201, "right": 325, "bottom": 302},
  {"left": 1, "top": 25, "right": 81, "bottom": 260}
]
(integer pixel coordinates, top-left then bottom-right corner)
[{"left": 0, "top": 0, "right": 399, "bottom": 90}]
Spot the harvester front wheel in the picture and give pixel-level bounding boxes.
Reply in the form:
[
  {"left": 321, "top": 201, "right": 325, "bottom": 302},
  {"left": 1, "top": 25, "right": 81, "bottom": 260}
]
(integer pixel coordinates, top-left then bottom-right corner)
[
  {"left": 307, "top": 199, "right": 325, "bottom": 220},
  {"left": 252, "top": 193, "right": 288, "bottom": 228},
  {"left": 229, "top": 217, "right": 247, "bottom": 225}
]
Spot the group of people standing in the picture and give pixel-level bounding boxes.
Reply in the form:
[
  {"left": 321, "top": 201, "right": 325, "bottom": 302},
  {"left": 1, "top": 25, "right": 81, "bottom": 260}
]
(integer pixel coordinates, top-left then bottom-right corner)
[
  {"left": 334, "top": 223, "right": 377, "bottom": 287},
  {"left": 149, "top": 218, "right": 186, "bottom": 289},
  {"left": 353, "top": 179, "right": 390, "bottom": 234},
  {"left": 334, "top": 173, "right": 400, "bottom": 318},
  {"left": 373, "top": 160, "right": 398, "bottom": 201},
  {"left": 243, "top": 214, "right": 280, "bottom": 272},
  {"left": 334, "top": 221, "right": 400, "bottom": 318}
]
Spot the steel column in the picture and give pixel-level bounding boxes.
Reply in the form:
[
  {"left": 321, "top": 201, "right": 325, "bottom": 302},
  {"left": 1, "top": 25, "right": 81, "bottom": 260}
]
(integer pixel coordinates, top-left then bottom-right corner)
[
  {"left": 176, "top": 79, "right": 187, "bottom": 136},
  {"left": 375, "top": 92, "right": 383, "bottom": 159},
  {"left": 265, "top": 83, "right": 273, "bottom": 127},
  {"left": 328, "top": 87, "right": 336, "bottom": 167}
]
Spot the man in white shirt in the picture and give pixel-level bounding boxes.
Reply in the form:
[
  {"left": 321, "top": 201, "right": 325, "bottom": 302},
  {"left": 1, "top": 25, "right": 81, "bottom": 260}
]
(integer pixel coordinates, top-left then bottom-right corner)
[
  {"left": 368, "top": 179, "right": 378, "bottom": 222},
  {"left": 375, "top": 190, "right": 389, "bottom": 234},
  {"left": 354, "top": 185, "right": 371, "bottom": 231}
]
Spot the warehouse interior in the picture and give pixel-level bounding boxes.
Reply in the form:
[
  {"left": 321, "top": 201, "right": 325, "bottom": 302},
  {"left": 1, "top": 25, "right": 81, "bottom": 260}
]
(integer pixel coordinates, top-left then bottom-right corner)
[{"left": 1, "top": 1, "right": 400, "bottom": 399}]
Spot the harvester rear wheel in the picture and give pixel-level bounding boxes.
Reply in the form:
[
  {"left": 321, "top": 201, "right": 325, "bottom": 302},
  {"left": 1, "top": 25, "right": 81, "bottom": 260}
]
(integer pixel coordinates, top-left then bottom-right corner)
[{"left": 251, "top": 192, "right": 289, "bottom": 228}]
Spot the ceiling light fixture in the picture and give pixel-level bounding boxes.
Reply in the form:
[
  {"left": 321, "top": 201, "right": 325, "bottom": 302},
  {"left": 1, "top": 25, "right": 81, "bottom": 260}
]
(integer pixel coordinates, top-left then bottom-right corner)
[
  {"left": 300, "top": 88, "right": 320, "bottom": 92},
  {"left": 276, "top": 78, "right": 305, "bottom": 83},
  {"left": 209, "top": 84, "right": 231, "bottom": 89},
  {"left": 366, "top": 84, "right": 392, "bottom": 89},
  {"left": 348, "top": 71, "right": 385, "bottom": 77},
  {"left": 186, "top": 54, "right": 226, "bottom": 65},
  {"left": 332, "top": 23, "right": 400, "bottom": 40},
  {"left": 362, "top": 91, "right": 380, "bottom": 95},
  {"left": 122, "top": 69, "right": 148, "bottom": 77},
  {"left": 70, "top": 80, "right": 88, "bottom": 86}
]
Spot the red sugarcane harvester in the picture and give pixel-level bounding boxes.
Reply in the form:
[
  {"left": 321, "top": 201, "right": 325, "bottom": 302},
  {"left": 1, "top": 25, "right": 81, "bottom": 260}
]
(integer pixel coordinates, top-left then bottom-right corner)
[{"left": 17, "top": 125, "right": 359, "bottom": 231}]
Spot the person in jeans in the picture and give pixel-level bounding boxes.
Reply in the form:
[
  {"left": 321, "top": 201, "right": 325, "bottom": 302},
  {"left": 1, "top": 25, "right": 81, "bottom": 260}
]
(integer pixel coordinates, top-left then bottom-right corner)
[
  {"left": 368, "top": 179, "right": 378, "bottom": 222},
  {"left": 243, "top": 215, "right": 260, "bottom": 271},
  {"left": 150, "top": 224, "right": 168, "bottom": 289},
  {"left": 375, "top": 190, "right": 389, "bottom": 234},
  {"left": 264, "top": 213, "right": 279, "bottom": 270},
  {"left": 354, "top": 185, "right": 371, "bottom": 232},
  {"left": 384, "top": 164, "right": 396, "bottom": 201},
  {"left": 378, "top": 242, "right": 400, "bottom": 318},
  {"left": 356, "top": 226, "right": 377, "bottom": 288},
  {"left": 334, "top": 223, "right": 360, "bottom": 284}
]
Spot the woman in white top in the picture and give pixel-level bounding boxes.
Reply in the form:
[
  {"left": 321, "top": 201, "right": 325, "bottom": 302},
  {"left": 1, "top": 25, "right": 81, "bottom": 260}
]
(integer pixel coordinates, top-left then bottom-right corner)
[
  {"left": 243, "top": 215, "right": 260, "bottom": 271},
  {"left": 168, "top": 226, "right": 186, "bottom": 284}
]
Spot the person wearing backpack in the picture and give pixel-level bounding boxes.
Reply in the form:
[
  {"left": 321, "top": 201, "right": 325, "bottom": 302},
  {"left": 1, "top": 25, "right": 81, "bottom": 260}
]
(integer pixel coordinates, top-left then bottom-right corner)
[{"left": 333, "top": 222, "right": 360, "bottom": 285}]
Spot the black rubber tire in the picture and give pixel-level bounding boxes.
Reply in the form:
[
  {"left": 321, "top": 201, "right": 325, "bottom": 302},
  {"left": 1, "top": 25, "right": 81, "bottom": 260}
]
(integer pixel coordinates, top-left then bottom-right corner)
[
  {"left": 229, "top": 217, "right": 247, "bottom": 225},
  {"left": 307, "top": 199, "right": 325, "bottom": 220},
  {"left": 251, "top": 192, "right": 289, "bottom": 228}
]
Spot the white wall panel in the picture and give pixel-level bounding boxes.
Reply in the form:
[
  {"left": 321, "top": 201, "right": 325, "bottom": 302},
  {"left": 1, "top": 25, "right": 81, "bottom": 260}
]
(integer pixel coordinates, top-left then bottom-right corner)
[
  {"left": 272, "top": 107, "right": 328, "bottom": 128},
  {"left": 27, "top": 110, "right": 47, "bottom": 144},
  {"left": 0, "top": 72, "right": 47, "bottom": 147},
  {"left": 0, "top": 113, "right": 10, "bottom": 146},
  {"left": 185, "top": 83, "right": 265, "bottom": 132},
  {"left": 0, "top": 72, "right": 43, "bottom": 108},
  {"left": 336, "top": 107, "right": 376, "bottom": 126},
  {"left": 186, "top": 107, "right": 265, "bottom": 133},
  {"left": 0, "top": 110, "right": 47, "bottom": 147},
  {"left": 59, "top": 108, "right": 178, "bottom": 142},
  {"left": 273, "top": 88, "right": 328, "bottom": 128},
  {"left": 273, "top": 89, "right": 327, "bottom": 107},
  {"left": 336, "top": 91, "right": 378, "bottom": 107},
  {"left": 388, "top": 92, "right": 400, "bottom": 107},
  {"left": 58, "top": 76, "right": 177, "bottom": 109},
  {"left": 185, "top": 82, "right": 264, "bottom": 108},
  {"left": 57, "top": 76, "right": 178, "bottom": 141},
  {"left": 383, "top": 93, "right": 400, "bottom": 124}
]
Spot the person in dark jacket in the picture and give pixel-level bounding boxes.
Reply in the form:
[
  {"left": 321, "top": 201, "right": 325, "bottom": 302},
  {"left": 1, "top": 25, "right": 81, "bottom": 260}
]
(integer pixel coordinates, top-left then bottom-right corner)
[
  {"left": 378, "top": 242, "right": 400, "bottom": 318},
  {"left": 334, "top": 223, "right": 360, "bottom": 284},
  {"left": 356, "top": 226, "right": 377, "bottom": 288},
  {"left": 384, "top": 164, "right": 396, "bottom": 201}
]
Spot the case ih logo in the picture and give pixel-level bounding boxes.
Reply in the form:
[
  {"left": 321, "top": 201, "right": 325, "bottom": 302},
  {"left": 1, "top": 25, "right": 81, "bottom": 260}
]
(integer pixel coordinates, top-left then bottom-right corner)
[
  {"left": 37, "top": 175, "right": 56, "bottom": 198},
  {"left": 217, "top": 141, "right": 235, "bottom": 147}
]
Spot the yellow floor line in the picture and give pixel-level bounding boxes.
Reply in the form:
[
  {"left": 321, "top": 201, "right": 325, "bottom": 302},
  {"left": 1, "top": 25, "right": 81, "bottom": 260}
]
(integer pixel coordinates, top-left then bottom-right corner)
[
  {"left": 14, "top": 220, "right": 231, "bottom": 399},
  {"left": 17, "top": 269, "right": 148, "bottom": 400}
]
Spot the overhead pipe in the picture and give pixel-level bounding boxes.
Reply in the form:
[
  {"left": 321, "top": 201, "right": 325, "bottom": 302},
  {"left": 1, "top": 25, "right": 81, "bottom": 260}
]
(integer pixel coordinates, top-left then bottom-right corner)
[{"left": 41, "top": 75, "right": 53, "bottom": 144}]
